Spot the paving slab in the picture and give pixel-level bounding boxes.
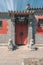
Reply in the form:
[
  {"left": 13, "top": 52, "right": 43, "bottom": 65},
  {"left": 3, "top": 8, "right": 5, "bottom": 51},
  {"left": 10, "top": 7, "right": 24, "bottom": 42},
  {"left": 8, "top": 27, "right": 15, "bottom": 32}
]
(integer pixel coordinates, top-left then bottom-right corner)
[{"left": 0, "top": 46, "right": 43, "bottom": 65}]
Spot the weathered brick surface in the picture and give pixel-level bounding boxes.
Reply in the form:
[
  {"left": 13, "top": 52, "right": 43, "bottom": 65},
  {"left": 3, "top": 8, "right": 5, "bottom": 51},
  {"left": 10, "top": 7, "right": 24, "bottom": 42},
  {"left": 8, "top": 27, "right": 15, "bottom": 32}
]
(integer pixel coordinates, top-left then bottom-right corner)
[
  {"left": 35, "top": 34, "right": 43, "bottom": 44},
  {"left": 0, "top": 19, "right": 15, "bottom": 45}
]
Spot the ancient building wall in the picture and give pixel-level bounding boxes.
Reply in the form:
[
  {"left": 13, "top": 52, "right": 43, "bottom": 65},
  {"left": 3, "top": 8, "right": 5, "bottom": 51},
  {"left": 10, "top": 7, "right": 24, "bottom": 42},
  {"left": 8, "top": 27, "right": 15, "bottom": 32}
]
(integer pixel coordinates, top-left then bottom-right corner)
[{"left": 0, "top": 19, "right": 15, "bottom": 45}]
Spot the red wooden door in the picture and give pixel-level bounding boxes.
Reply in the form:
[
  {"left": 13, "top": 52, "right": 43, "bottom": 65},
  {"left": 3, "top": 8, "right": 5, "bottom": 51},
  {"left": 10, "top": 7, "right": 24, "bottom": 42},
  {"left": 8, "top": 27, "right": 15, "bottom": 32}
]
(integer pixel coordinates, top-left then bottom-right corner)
[{"left": 15, "top": 22, "right": 28, "bottom": 45}]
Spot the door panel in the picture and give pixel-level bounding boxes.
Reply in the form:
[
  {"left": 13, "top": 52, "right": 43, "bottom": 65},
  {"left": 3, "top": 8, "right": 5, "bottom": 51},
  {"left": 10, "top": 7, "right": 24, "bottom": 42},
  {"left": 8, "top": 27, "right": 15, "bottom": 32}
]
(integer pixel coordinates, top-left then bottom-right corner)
[
  {"left": 15, "top": 22, "right": 28, "bottom": 45},
  {"left": 15, "top": 23, "right": 21, "bottom": 44},
  {"left": 22, "top": 23, "right": 28, "bottom": 44}
]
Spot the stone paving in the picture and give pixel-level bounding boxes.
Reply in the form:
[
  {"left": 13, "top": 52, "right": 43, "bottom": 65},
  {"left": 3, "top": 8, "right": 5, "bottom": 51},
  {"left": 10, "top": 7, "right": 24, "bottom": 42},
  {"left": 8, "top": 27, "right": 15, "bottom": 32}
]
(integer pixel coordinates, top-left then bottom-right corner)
[{"left": 0, "top": 46, "right": 43, "bottom": 65}]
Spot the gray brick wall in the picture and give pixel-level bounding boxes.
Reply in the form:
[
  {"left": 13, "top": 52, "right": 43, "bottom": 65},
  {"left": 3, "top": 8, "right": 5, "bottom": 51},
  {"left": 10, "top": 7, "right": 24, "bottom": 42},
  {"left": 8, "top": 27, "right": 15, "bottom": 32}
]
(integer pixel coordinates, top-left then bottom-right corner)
[
  {"left": 0, "top": 19, "right": 15, "bottom": 45},
  {"left": 35, "top": 33, "right": 43, "bottom": 44},
  {"left": 35, "top": 10, "right": 43, "bottom": 45}
]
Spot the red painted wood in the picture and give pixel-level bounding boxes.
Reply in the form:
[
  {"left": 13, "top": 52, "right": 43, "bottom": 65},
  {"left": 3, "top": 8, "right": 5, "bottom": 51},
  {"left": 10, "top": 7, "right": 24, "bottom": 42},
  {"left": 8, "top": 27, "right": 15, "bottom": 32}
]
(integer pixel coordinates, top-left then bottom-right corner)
[
  {"left": 21, "top": 23, "right": 28, "bottom": 44},
  {"left": 15, "top": 23, "right": 21, "bottom": 44},
  {"left": 15, "top": 22, "right": 28, "bottom": 45},
  {"left": 37, "top": 26, "right": 43, "bottom": 34},
  {"left": 0, "top": 20, "right": 8, "bottom": 34}
]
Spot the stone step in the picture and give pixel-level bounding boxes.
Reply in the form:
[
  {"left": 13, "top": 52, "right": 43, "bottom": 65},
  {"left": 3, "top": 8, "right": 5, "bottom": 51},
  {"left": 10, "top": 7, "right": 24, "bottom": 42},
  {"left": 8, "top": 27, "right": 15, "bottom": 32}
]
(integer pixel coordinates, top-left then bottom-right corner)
[
  {"left": 0, "top": 43, "right": 8, "bottom": 46},
  {"left": 35, "top": 44, "right": 43, "bottom": 47}
]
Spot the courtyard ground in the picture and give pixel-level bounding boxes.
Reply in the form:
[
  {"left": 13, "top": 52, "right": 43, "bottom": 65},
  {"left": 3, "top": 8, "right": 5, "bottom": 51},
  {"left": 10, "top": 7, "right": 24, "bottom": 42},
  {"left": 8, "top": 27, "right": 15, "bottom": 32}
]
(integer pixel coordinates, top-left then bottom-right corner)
[{"left": 0, "top": 45, "right": 43, "bottom": 65}]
